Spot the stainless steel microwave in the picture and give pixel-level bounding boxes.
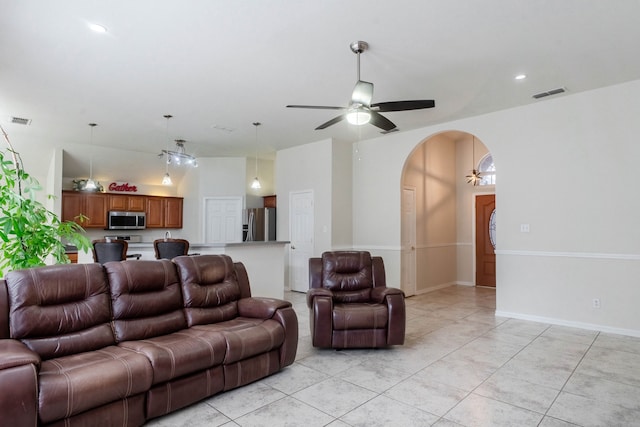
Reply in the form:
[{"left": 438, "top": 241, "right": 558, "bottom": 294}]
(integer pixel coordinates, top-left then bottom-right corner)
[{"left": 108, "top": 211, "right": 146, "bottom": 230}]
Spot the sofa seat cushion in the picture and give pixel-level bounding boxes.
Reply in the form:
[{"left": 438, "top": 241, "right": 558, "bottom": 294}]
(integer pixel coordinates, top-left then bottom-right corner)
[
  {"left": 118, "top": 327, "right": 227, "bottom": 385},
  {"left": 193, "top": 317, "right": 285, "bottom": 364},
  {"left": 332, "top": 303, "right": 388, "bottom": 330},
  {"left": 38, "top": 346, "right": 152, "bottom": 424}
]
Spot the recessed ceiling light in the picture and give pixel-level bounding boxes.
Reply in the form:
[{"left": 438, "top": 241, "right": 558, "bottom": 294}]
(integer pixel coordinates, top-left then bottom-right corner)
[
  {"left": 515, "top": 74, "right": 527, "bottom": 80},
  {"left": 88, "top": 23, "right": 107, "bottom": 33}
]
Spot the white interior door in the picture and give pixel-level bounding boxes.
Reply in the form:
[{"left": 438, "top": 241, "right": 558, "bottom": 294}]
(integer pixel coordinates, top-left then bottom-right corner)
[
  {"left": 289, "top": 190, "right": 314, "bottom": 292},
  {"left": 203, "top": 196, "right": 243, "bottom": 243},
  {"left": 401, "top": 187, "right": 417, "bottom": 296}
]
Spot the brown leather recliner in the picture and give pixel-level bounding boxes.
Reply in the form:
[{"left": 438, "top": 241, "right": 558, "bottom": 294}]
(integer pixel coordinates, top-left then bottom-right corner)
[{"left": 307, "top": 251, "right": 406, "bottom": 349}]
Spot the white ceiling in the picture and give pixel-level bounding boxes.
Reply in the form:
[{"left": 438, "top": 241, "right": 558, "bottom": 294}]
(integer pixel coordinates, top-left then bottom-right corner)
[{"left": 2, "top": 1, "right": 640, "bottom": 177}]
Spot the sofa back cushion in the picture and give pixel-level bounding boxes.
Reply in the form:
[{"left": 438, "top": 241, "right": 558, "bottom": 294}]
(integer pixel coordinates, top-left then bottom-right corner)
[
  {"left": 105, "top": 260, "right": 187, "bottom": 341},
  {"left": 173, "top": 255, "right": 242, "bottom": 327},
  {"left": 5, "top": 264, "right": 115, "bottom": 359},
  {"left": 321, "top": 251, "right": 373, "bottom": 303}
]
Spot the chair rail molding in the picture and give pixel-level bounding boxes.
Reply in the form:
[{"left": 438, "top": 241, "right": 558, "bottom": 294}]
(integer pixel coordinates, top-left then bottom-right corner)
[{"left": 495, "top": 249, "right": 640, "bottom": 261}]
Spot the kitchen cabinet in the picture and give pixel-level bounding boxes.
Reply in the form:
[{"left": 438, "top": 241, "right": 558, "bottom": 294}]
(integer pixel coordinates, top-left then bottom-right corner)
[
  {"left": 164, "top": 197, "right": 183, "bottom": 228},
  {"left": 145, "top": 197, "right": 164, "bottom": 228},
  {"left": 108, "top": 194, "right": 146, "bottom": 212},
  {"left": 146, "top": 196, "right": 183, "bottom": 229},
  {"left": 263, "top": 195, "right": 277, "bottom": 208},
  {"left": 61, "top": 191, "right": 109, "bottom": 228},
  {"left": 62, "top": 191, "right": 183, "bottom": 229}
]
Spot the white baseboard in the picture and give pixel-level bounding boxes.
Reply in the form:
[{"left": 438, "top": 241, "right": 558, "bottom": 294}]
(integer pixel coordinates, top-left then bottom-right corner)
[
  {"left": 414, "top": 282, "right": 459, "bottom": 295},
  {"left": 495, "top": 310, "right": 640, "bottom": 338}
]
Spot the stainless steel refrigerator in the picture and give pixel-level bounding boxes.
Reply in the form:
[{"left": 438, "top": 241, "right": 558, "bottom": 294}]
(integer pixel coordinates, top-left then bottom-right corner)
[{"left": 243, "top": 208, "right": 276, "bottom": 241}]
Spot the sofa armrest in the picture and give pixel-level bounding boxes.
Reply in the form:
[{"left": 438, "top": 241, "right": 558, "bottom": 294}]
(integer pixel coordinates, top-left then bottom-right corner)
[
  {"left": 0, "top": 339, "right": 40, "bottom": 426},
  {"left": 370, "top": 286, "right": 404, "bottom": 304},
  {"left": 0, "top": 339, "right": 40, "bottom": 369},
  {"left": 237, "top": 297, "right": 292, "bottom": 319},
  {"left": 237, "top": 298, "right": 299, "bottom": 368},
  {"left": 306, "top": 287, "right": 332, "bottom": 308}
]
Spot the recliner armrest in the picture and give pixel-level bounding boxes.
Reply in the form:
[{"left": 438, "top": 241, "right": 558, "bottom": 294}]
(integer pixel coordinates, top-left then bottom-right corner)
[
  {"left": 370, "top": 286, "right": 404, "bottom": 304},
  {"left": 306, "top": 287, "right": 333, "bottom": 308},
  {"left": 0, "top": 339, "right": 40, "bottom": 427},
  {"left": 237, "top": 297, "right": 292, "bottom": 319},
  {"left": 0, "top": 339, "right": 40, "bottom": 370}
]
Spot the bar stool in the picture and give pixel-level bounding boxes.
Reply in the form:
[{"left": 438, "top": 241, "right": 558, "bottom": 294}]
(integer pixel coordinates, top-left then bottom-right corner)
[{"left": 92, "top": 239, "right": 141, "bottom": 264}]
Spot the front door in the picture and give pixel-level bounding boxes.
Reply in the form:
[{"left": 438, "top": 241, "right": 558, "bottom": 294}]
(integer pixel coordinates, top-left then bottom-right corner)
[{"left": 475, "top": 194, "right": 496, "bottom": 287}]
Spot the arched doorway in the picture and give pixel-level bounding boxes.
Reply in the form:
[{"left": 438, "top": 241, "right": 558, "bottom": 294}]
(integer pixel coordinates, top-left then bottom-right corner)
[{"left": 400, "top": 131, "right": 495, "bottom": 295}]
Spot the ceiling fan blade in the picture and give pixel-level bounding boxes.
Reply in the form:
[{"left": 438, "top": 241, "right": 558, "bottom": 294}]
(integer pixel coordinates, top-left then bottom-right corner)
[
  {"left": 351, "top": 80, "right": 373, "bottom": 107},
  {"left": 369, "top": 111, "right": 397, "bottom": 131},
  {"left": 286, "top": 105, "right": 345, "bottom": 110},
  {"left": 371, "top": 100, "right": 435, "bottom": 112},
  {"left": 315, "top": 114, "right": 346, "bottom": 130}
]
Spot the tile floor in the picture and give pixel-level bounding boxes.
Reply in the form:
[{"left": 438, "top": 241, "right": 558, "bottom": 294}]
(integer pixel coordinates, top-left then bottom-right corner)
[{"left": 146, "top": 286, "right": 640, "bottom": 426}]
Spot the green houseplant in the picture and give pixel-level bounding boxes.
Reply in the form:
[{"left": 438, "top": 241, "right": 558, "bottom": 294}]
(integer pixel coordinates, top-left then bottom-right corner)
[{"left": 0, "top": 125, "right": 90, "bottom": 276}]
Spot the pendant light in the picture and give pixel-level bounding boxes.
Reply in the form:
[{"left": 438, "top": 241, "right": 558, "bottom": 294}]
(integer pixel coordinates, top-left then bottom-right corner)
[
  {"left": 465, "top": 135, "right": 483, "bottom": 186},
  {"left": 161, "top": 115, "right": 173, "bottom": 185},
  {"left": 251, "top": 122, "right": 262, "bottom": 190},
  {"left": 85, "top": 123, "right": 98, "bottom": 190}
]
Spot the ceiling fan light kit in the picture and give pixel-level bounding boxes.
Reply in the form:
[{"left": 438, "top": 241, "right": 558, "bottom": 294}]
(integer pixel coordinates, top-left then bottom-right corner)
[
  {"left": 287, "top": 40, "right": 435, "bottom": 131},
  {"left": 346, "top": 108, "right": 371, "bottom": 125}
]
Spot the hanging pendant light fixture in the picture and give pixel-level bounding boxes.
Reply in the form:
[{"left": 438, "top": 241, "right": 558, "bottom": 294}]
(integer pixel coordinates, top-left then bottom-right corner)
[
  {"left": 159, "top": 115, "right": 198, "bottom": 168},
  {"left": 85, "top": 123, "right": 98, "bottom": 190},
  {"left": 465, "top": 135, "right": 483, "bottom": 186},
  {"left": 161, "top": 115, "right": 173, "bottom": 185},
  {"left": 251, "top": 122, "right": 262, "bottom": 190}
]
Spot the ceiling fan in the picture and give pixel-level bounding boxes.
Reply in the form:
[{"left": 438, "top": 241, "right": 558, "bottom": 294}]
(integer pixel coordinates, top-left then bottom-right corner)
[{"left": 287, "top": 41, "right": 435, "bottom": 131}]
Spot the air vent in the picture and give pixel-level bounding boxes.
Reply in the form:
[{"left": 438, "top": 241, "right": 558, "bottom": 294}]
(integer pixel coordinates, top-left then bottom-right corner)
[
  {"left": 211, "top": 124, "right": 235, "bottom": 133},
  {"left": 532, "top": 87, "right": 566, "bottom": 99},
  {"left": 10, "top": 116, "right": 32, "bottom": 125}
]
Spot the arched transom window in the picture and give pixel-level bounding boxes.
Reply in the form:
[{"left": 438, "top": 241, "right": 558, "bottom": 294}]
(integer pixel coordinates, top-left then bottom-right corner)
[{"left": 478, "top": 153, "right": 496, "bottom": 186}]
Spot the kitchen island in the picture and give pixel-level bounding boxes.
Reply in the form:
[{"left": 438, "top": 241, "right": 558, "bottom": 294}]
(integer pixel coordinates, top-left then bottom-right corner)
[{"left": 77, "top": 241, "right": 290, "bottom": 299}]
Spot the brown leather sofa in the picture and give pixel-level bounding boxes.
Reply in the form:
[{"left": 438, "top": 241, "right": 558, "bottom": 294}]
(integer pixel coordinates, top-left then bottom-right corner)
[
  {"left": 307, "top": 251, "right": 405, "bottom": 349},
  {"left": 0, "top": 255, "right": 298, "bottom": 426}
]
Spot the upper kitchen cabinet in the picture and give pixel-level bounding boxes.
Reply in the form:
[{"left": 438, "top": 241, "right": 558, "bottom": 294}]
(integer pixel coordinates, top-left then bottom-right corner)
[
  {"left": 146, "top": 196, "right": 183, "bottom": 229},
  {"left": 62, "top": 191, "right": 109, "bottom": 228},
  {"left": 263, "top": 195, "right": 277, "bottom": 208},
  {"left": 164, "top": 197, "right": 183, "bottom": 228},
  {"left": 62, "top": 191, "right": 183, "bottom": 229},
  {"left": 108, "top": 194, "right": 146, "bottom": 212}
]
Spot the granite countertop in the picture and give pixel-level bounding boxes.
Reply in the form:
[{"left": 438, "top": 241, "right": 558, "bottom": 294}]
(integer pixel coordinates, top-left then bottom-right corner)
[{"left": 127, "top": 241, "right": 290, "bottom": 248}]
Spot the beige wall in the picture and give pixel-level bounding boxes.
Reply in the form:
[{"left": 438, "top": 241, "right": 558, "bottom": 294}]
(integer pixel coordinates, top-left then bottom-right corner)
[
  {"left": 455, "top": 136, "right": 491, "bottom": 286},
  {"left": 403, "top": 134, "right": 458, "bottom": 292},
  {"left": 353, "top": 79, "right": 640, "bottom": 336}
]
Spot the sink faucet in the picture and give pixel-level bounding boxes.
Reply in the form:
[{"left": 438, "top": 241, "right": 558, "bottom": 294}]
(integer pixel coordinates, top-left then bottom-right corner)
[{"left": 164, "top": 231, "right": 171, "bottom": 240}]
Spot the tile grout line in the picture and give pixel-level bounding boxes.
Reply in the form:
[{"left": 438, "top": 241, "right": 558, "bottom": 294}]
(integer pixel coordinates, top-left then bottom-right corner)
[{"left": 536, "top": 330, "right": 601, "bottom": 426}]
